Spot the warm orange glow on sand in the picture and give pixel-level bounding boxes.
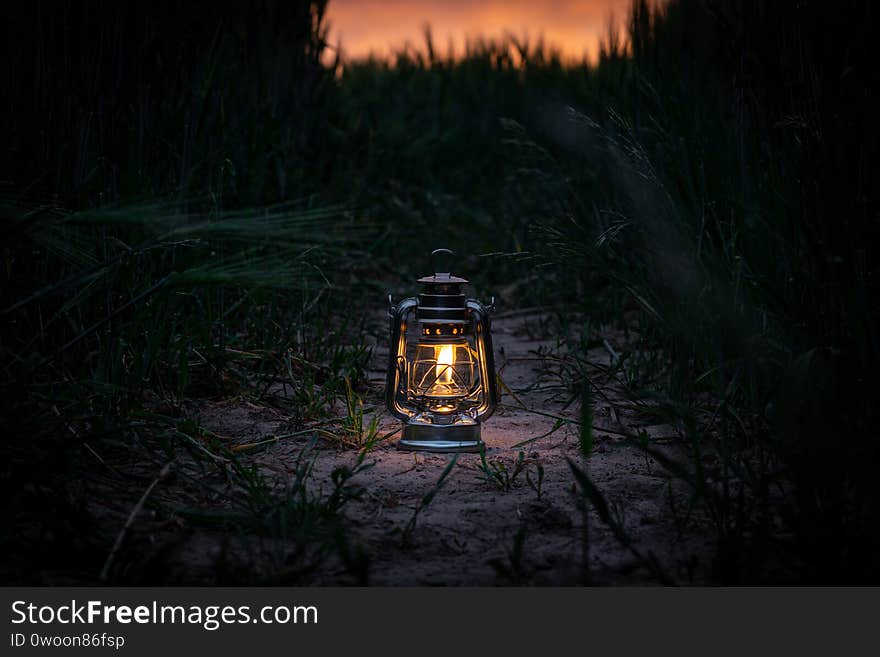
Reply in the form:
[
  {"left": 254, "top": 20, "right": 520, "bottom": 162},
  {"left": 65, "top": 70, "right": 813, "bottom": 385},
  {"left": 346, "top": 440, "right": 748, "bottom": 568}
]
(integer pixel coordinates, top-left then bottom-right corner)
[{"left": 326, "top": 0, "right": 631, "bottom": 65}]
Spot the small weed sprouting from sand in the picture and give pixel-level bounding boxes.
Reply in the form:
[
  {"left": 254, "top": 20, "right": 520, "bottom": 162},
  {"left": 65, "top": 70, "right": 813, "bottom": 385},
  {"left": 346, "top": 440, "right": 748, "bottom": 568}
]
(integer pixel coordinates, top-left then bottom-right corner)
[
  {"left": 314, "top": 376, "right": 384, "bottom": 450},
  {"left": 526, "top": 462, "right": 546, "bottom": 501},
  {"left": 477, "top": 447, "right": 528, "bottom": 491}
]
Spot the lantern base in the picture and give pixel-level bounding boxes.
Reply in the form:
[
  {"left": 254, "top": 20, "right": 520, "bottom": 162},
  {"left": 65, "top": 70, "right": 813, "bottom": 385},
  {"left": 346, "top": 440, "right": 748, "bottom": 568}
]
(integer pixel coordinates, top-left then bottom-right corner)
[{"left": 398, "top": 421, "right": 483, "bottom": 453}]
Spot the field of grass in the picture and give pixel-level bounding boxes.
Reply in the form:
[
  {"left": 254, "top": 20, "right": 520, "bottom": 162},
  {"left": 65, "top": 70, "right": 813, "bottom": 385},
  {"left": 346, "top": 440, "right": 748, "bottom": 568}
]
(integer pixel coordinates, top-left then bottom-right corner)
[{"left": 1, "top": 0, "right": 877, "bottom": 583}]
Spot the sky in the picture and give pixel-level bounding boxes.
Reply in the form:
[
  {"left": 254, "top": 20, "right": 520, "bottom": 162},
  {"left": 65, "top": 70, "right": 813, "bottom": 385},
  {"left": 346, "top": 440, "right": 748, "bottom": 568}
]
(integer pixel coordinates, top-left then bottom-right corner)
[{"left": 324, "top": 0, "right": 632, "bottom": 64}]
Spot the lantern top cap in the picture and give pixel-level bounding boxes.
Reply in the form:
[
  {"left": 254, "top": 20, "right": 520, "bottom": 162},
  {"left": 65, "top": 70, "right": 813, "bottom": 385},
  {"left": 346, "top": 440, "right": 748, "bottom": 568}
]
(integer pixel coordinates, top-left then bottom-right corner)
[{"left": 417, "top": 248, "right": 468, "bottom": 284}]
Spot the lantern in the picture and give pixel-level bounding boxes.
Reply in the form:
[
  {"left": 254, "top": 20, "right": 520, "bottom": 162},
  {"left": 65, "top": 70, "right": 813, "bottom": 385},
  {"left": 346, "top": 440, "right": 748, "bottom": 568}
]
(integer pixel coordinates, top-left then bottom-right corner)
[{"left": 385, "top": 249, "right": 498, "bottom": 452}]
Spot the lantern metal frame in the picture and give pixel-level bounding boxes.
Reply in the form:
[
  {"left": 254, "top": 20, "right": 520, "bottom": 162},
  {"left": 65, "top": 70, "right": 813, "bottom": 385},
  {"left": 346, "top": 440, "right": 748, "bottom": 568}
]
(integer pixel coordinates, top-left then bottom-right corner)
[{"left": 385, "top": 250, "right": 498, "bottom": 453}]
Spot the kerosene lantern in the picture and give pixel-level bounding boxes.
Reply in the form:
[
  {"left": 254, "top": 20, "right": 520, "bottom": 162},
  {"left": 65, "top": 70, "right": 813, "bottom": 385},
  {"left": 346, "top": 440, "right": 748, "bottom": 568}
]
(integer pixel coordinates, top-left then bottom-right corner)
[{"left": 385, "top": 249, "right": 498, "bottom": 452}]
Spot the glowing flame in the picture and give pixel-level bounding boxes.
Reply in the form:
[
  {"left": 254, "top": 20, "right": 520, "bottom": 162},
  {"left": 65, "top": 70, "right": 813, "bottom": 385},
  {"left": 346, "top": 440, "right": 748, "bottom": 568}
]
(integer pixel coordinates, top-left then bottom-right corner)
[{"left": 436, "top": 344, "right": 454, "bottom": 384}]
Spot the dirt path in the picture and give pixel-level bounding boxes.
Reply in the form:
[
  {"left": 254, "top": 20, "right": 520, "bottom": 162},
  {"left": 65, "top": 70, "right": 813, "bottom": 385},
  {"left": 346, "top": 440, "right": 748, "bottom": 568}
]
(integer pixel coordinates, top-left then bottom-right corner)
[
  {"left": 202, "top": 310, "right": 714, "bottom": 585},
  {"left": 91, "top": 310, "right": 721, "bottom": 585}
]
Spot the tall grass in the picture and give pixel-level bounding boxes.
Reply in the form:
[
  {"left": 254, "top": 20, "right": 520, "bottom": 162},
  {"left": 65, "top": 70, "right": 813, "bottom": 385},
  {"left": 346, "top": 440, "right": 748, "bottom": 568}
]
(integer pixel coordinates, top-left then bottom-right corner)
[
  {"left": 1, "top": 1, "right": 378, "bottom": 584},
  {"left": 3, "top": 1, "right": 335, "bottom": 207},
  {"left": 531, "top": 0, "right": 879, "bottom": 582}
]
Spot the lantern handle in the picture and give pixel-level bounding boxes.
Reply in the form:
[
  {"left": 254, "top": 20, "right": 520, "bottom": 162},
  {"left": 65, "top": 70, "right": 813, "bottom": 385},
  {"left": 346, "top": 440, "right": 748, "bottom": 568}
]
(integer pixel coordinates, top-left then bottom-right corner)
[
  {"left": 430, "top": 248, "right": 455, "bottom": 275},
  {"left": 386, "top": 296, "right": 418, "bottom": 421},
  {"left": 468, "top": 299, "right": 498, "bottom": 422}
]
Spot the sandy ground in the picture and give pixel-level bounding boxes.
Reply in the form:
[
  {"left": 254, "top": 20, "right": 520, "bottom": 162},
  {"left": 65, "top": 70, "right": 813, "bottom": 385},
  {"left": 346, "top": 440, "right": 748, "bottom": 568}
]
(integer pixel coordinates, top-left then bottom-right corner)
[{"left": 178, "top": 310, "right": 715, "bottom": 585}]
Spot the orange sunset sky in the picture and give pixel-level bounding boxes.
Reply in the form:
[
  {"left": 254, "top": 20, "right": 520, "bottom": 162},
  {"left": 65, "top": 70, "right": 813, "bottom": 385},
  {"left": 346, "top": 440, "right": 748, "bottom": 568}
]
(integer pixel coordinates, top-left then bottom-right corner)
[{"left": 325, "top": 0, "right": 633, "bottom": 64}]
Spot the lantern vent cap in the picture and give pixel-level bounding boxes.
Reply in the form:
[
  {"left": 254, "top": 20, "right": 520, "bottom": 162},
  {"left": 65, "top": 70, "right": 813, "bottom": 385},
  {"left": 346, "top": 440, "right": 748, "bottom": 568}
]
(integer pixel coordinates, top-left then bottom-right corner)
[{"left": 417, "top": 248, "right": 468, "bottom": 284}]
